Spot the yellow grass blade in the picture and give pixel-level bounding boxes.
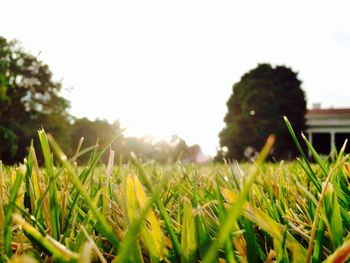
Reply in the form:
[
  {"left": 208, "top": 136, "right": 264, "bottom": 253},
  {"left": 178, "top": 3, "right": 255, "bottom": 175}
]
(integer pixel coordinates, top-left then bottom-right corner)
[
  {"left": 222, "top": 187, "right": 307, "bottom": 262},
  {"left": 124, "top": 175, "right": 168, "bottom": 260}
]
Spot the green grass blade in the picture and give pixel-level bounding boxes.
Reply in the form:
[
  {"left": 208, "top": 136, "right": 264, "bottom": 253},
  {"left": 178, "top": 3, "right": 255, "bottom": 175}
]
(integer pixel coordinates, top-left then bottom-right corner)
[
  {"left": 214, "top": 176, "right": 236, "bottom": 263},
  {"left": 0, "top": 161, "right": 5, "bottom": 229},
  {"left": 181, "top": 198, "right": 197, "bottom": 263},
  {"left": 243, "top": 219, "right": 259, "bottom": 263},
  {"left": 63, "top": 132, "right": 122, "bottom": 237},
  {"left": 13, "top": 214, "right": 79, "bottom": 262},
  {"left": 194, "top": 211, "right": 213, "bottom": 262},
  {"left": 306, "top": 155, "right": 349, "bottom": 263},
  {"left": 203, "top": 135, "right": 275, "bottom": 263},
  {"left": 24, "top": 141, "right": 34, "bottom": 214},
  {"left": 47, "top": 133, "right": 120, "bottom": 250},
  {"left": 4, "top": 166, "right": 24, "bottom": 258},
  {"left": 311, "top": 219, "right": 325, "bottom": 263},
  {"left": 284, "top": 116, "right": 321, "bottom": 192},
  {"left": 72, "top": 191, "right": 100, "bottom": 251},
  {"left": 242, "top": 206, "right": 307, "bottom": 261},
  {"left": 323, "top": 183, "right": 344, "bottom": 248},
  {"left": 301, "top": 133, "right": 329, "bottom": 178},
  {"left": 335, "top": 139, "right": 348, "bottom": 164},
  {"left": 38, "top": 129, "right": 60, "bottom": 241}
]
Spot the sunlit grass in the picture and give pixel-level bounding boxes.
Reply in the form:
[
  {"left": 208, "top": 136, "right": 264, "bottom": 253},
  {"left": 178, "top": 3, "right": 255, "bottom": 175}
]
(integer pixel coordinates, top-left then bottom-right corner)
[{"left": 0, "top": 120, "right": 350, "bottom": 262}]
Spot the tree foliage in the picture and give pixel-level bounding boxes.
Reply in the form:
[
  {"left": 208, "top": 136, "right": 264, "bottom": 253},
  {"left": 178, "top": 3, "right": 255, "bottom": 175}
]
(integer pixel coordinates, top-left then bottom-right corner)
[
  {"left": 217, "top": 64, "right": 306, "bottom": 161},
  {"left": 0, "top": 36, "right": 71, "bottom": 163},
  {"left": 118, "top": 134, "right": 203, "bottom": 164},
  {"left": 69, "top": 119, "right": 204, "bottom": 164}
]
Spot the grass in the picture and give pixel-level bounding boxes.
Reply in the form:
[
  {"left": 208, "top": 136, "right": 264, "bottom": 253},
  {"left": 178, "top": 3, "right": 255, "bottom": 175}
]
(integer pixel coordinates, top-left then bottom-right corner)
[{"left": 0, "top": 120, "right": 350, "bottom": 262}]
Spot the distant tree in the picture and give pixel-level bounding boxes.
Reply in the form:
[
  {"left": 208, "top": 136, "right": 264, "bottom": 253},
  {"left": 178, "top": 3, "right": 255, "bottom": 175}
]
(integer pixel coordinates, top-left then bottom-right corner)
[
  {"left": 182, "top": 144, "right": 203, "bottom": 163},
  {"left": 0, "top": 36, "right": 71, "bottom": 163},
  {"left": 217, "top": 64, "right": 306, "bottom": 161},
  {"left": 69, "top": 118, "right": 122, "bottom": 163},
  {"left": 118, "top": 134, "right": 204, "bottom": 164},
  {"left": 123, "top": 136, "right": 157, "bottom": 162}
]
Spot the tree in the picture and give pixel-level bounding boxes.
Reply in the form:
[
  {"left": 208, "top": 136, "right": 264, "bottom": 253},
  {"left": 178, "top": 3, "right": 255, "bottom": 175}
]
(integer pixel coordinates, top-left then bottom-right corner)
[
  {"left": 0, "top": 36, "right": 71, "bottom": 163},
  {"left": 69, "top": 118, "right": 123, "bottom": 163},
  {"left": 217, "top": 64, "right": 306, "bottom": 161}
]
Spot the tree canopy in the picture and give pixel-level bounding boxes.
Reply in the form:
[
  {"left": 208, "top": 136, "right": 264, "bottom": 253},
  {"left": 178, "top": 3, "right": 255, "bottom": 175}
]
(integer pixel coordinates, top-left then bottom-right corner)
[
  {"left": 217, "top": 63, "right": 306, "bottom": 161},
  {"left": 0, "top": 36, "right": 71, "bottom": 163}
]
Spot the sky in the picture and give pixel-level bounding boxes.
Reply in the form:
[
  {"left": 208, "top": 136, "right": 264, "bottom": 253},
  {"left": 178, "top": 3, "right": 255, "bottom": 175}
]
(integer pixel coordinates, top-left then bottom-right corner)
[{"left": 1, "top": 0, "right": 350, "bottom": 155}]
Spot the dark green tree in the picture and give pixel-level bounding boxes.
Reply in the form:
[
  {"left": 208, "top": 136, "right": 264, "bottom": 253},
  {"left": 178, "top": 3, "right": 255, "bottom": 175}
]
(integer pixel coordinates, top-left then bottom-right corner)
[
  {"left": 0, "top": 36, "right": 71, "bottom": 163},
  {"left": 217, "top": 64, "right": 306, "bottom": 161}
]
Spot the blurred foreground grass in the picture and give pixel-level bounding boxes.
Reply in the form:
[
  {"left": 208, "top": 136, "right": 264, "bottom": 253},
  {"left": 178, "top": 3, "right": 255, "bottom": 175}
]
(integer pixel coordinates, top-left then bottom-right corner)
[{"left": 0, "top": 121, "right": 350, "bottom": 262}]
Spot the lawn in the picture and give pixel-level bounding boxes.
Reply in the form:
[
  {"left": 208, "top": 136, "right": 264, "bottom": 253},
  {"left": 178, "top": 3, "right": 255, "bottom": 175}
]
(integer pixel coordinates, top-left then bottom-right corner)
[{"left": 0, "top": 121, "right": 350, "bottom": 262}]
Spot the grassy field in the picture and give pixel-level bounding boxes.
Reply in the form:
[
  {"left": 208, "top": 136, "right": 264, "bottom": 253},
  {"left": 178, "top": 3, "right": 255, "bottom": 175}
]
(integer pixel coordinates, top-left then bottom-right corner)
[{"left": 1, "top": 120, "right": 350, "bottom": 262}]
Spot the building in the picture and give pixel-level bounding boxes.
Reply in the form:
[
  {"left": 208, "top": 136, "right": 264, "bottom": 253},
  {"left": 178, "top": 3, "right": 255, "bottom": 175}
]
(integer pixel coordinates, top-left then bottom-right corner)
[{"left": 306, "top": 105, "right": 350, "bottom": 155}]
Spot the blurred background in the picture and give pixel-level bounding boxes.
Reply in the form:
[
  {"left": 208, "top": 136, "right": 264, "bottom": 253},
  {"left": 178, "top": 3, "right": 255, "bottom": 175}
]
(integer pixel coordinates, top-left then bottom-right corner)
[{"left": 1, "top": 0, "right": 349, "bottom": 164}]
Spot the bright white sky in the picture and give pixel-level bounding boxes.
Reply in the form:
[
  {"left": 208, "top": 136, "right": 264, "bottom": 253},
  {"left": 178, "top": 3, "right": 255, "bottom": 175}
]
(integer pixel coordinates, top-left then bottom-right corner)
[{"left": 1, "top": 1, "right": 350, "bottom": 155}]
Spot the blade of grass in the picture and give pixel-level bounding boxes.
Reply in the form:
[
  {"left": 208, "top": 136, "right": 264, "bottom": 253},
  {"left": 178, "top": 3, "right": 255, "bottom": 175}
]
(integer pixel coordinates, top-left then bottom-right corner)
[
  {"left": 102, "top": 149, "right": 114, "bottom": 216},
  {"left": 13, "top": 203, "right": 46, "bottom": 234},
  {"left": 323, "top": 237, "right": 350, "bottom": 263},
  {"left": 242, "top": 205, "right": 307, "bottom": 262},
  {"left": 243, "top": 218, "right": 259, "bottom": 263},
  {"left": 335, "top": 139, "right": 348, "bottom": 164},
  {"left": 72, "top": 190, "right": 101, "bottom": 251},
  {"left": 30, "top": 144, "right": 51, "bottom": 233},
  {"left": 276, "top": 229, "right": 289, "bottom": 262},
  {"left": 133, "top": 157, "right": 182, "bottom": 257},
  {"left": 301, "top": 133, "right": 329, "bottom": 178},
  {"left": 311, "top": 219, "right": 325, "bottom": 263},
  {"left": 192, "top": 172, "right": 214, "bottom": 262},
  {"left": 181, "top": 198, "right": 197, "bottom": 263},
  {"left": 73, "top": 137, "right": 85, "bottom": 162},
  {"left": 202, "top": 135, "right": 275, "bottom": 263},
  {"left": 4, "top": 165, "right": 25, "bottom": 258},
  {"left": 12, "top": 214, "right": 79, "bottom": 262},
  {"left": 123, "top": 175, "right": 155, "bottom": 262},
  {"left": 284, "top": 116, "right": 321, "bottom": 191},
  {"left": 81, "top": 225, "right": 107, "bottom": 263},
  {"left": 63, "top": 134, "right": 121, "bottom": 237},
  {"left": 215, "top": 177, "right": 236, "bottom": 263},
  {"left": 194, "top": 210, "right": 212, "bottom": 262},
  {"left": 306, "top": 156, "right": 349, "bottom": 263},
  {"left": 323, "top": 182, "right": 343, "bottom": 248},
  {"left": 47, "top": 133, "right": 121, "bottom": 250},
  {"left": 116, "top": 171, "right": 170, "bottom": 263},
  {"left": 133, "top": 175, "right": 168, "bottom": 260},
  {"left": 0, "top": 161, "right": 4, "bottom": 228},
  {"left": 61, "top": 133, "right": 121, "bottom": 242},
  {"left": 38, "top": 129, "right": 59, "bottom": 241},
  {"left": 24, "top": 142, "right": 34, "bottom": 214}
]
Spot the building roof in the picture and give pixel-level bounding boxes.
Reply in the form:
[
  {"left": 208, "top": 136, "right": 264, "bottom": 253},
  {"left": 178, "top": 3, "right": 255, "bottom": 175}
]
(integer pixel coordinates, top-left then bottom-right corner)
[
  {"left": 307, "top": 108, "right": 350, "bottom": 115},
  {"left": 306, "top": 108, "right": 350, "bottom": 129}
]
